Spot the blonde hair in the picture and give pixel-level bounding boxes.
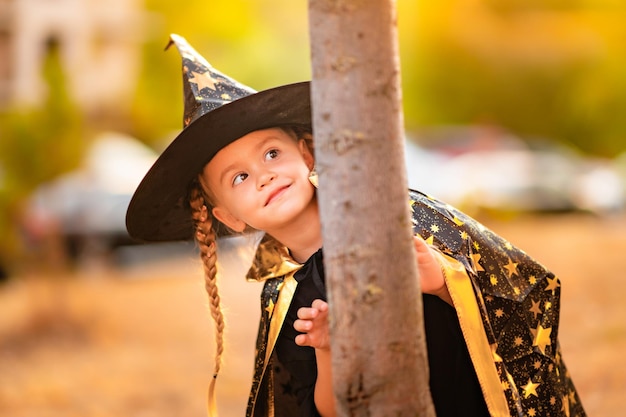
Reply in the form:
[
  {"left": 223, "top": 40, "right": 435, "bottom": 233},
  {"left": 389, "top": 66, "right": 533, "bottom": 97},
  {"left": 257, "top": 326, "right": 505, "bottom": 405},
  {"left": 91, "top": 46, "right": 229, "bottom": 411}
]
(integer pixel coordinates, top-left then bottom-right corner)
[{"left": 188, "top": 180, "right": 223, "bottom": 416}]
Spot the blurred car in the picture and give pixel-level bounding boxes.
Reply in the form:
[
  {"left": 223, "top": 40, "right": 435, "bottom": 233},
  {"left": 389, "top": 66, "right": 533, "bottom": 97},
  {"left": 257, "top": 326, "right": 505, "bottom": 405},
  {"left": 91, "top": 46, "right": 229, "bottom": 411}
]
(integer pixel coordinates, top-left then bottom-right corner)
[
  {"left": 570, "top": 158, "right": 625, "bottom": 214},
  {"left": 26, "top": 132, "right": 158, "bottom": 260},
  {"left": 433, "top": 147, "right": 582, "bottom": 212},
  {"left": 404, "top": 127, "right": 625, "bottom": 215}
]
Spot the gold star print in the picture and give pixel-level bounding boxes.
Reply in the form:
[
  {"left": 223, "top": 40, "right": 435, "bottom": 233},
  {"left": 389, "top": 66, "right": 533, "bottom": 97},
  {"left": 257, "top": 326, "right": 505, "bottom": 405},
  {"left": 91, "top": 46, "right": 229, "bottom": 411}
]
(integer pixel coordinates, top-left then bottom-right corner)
[
  {"left": 569, "top": 390, "right": 577, "bottom": 404},
  {"left": 504, "top": 258, "right": 518, "bottom": 278},
  {"left": 221, "top": 93, "right": 232, "bottom": 100},
  {"left": 490, "top": 274, "right": 498, "bottom": 286},
  {"left": 495, "top": 308, "right": 504, "bottom": 318},
  {"left": 504, "top": 242, "right": 513, "bottom": 250},
  {"left": 550, "top": 396, "right": 557, "bottom": 406},
  {"left": 528, "top": 408, "right": 537, "bottom": 417},
  {"left": 533, "top": 360, "right": 541, "bottom": 369},
  {"left": 528, "top": 275, "right": 537, "bottom": 285},
  {"left": 561, "top": 395, "right": 571, "bottom": 417},
  {"left": 265, "top": 299, "right": 275, "bottom": 316},
  {"left": 502, "top": 380, "right": 510, "bottom": 391},
  {"left": 514, "top": 336, "right": 523, "bottom": 346},
  {"left": 425, "top": 235, "right": 434, "bottom": 245},
  {"left": 470, "top": 253, "right": 485, "bottom": 272},
  {"left": 190, "top": 70, "right": 217, "bottom": 91},
  {"left": 452, "top": 215, "right": 464, "bottom": 226},
  {"left": 430, "top": 224, "right": 440, "bottom": 233},
  {"left": 531, "top": 324, "right": 552, "bottom": 354},
  {"left": 513, "top": 286, "right": 521, "bottom": 295},
  {"left": 529, "top": 300, "right": 542, "bottom": 318},
  {"left": 460, "top": 230, "right": 468, "bottom": 240},
  {"left": 473, "top": 241, "right": 481, "bottom": 251},
  {"left": 523, "top": 379, "right": 540, "bottom": 398},
  {"left": 545, "top": 301, "right": 552, "bottom": 311},
  {"left": 545, "top": 276, "right": 560, "bottom": 294}
]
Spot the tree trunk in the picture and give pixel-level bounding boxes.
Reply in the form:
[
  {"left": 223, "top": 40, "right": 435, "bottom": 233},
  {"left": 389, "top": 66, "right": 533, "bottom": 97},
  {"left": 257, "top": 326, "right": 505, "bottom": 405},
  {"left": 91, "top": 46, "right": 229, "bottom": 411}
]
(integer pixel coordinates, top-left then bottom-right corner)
[{"left": 308, "top": 1, "right": 436, "bottom": 416}]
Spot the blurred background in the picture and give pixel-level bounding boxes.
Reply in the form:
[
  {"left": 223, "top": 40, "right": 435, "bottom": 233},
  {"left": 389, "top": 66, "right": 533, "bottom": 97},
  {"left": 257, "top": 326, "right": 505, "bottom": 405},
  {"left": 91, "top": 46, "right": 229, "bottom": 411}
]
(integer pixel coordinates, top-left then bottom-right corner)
[{"left": 0, "top": 0, "right": 625, "bottom": 416}]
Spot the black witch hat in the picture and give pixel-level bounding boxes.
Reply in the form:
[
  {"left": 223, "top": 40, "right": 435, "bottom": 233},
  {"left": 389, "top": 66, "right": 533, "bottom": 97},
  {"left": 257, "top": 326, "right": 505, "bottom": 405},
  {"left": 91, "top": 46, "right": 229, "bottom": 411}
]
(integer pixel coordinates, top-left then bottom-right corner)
[{"left": 126, "top": 34, "right": 311, "bottom": 242}]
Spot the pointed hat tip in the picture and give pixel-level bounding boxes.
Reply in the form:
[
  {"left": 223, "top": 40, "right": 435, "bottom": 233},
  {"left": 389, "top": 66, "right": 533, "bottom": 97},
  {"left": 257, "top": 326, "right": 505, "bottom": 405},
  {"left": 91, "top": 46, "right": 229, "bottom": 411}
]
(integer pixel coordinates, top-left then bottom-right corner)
[
  {"left": 165, "top": 33, "right": 184, "bottom": 51},
  {"left": 164, "top": 33, "right": 257, "bottom": 128}
]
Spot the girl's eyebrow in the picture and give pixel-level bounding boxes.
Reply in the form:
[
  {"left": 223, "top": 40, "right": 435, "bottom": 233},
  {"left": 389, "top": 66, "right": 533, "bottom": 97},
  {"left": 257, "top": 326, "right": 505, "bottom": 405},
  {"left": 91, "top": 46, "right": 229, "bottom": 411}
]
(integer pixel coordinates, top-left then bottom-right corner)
[{"left": 219, "top": 163, "right": 238, "bottom": 186}]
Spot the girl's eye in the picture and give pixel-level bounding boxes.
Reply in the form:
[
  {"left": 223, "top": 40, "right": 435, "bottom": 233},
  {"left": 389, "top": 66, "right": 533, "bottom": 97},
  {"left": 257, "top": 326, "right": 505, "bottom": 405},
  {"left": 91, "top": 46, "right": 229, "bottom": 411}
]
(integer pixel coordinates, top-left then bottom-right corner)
[
  {"left": 233, "top": 172, "right": 248, "bottom": 186},
  {"left": 265, "top": 149, "right": 279, "bottom": 161}
]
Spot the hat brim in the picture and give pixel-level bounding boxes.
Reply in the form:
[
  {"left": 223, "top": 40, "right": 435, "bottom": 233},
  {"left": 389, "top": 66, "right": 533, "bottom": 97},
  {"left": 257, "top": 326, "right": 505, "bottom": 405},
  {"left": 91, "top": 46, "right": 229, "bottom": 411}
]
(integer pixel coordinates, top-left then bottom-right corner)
[{"left": 126, "top": 81, "right": 311, "bottom": 242}]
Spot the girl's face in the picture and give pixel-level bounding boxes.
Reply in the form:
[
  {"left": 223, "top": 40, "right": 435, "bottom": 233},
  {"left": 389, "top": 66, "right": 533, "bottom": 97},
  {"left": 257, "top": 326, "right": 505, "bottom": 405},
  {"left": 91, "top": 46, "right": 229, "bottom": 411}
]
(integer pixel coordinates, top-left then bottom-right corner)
[{"left": 202, "top": 128, "right": 316, "bottom": 235}]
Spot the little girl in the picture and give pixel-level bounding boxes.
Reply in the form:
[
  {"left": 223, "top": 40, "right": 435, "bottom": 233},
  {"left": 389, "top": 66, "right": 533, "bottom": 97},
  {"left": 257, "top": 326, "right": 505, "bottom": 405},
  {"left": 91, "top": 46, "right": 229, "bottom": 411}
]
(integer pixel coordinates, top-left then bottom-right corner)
[{"left": 126, "top": 35, "right": 586, "bottom": 417}]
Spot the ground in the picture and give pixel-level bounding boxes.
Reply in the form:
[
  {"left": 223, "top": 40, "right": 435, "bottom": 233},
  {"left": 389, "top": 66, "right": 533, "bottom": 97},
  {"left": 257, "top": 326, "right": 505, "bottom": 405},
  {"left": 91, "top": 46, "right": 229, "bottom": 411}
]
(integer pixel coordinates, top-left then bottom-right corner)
[{"left": 0, "top": 213, "right": 624, "bottom": 416}]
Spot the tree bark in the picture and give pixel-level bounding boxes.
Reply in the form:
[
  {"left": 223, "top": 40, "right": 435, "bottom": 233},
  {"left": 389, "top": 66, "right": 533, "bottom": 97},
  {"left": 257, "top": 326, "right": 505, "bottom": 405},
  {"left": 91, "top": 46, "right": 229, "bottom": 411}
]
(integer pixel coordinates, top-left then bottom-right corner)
[{"left": 308, "top": 0, "right": 436, "bottom": 416}]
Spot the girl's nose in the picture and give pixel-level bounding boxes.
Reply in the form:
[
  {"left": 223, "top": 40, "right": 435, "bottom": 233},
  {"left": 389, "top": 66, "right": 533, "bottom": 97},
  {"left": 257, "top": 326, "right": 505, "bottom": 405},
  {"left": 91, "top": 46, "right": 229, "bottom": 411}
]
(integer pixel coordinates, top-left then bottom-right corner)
[{"left": 257, "top": 171, "right": 276, "bottom": 189}]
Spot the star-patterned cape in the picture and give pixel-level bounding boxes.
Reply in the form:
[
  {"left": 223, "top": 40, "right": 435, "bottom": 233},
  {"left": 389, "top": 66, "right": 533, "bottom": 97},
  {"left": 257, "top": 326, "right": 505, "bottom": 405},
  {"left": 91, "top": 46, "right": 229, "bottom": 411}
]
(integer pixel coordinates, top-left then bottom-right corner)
[{"left": 244, "top": 189, "right": 586, "bottom": 417}]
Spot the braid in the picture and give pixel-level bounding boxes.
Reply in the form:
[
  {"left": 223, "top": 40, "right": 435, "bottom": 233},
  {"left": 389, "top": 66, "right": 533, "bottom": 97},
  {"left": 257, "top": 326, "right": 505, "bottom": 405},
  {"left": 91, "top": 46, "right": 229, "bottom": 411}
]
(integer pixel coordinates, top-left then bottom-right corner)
[{"left": 189, "top": 180, "right": 223, "bottom": 416}]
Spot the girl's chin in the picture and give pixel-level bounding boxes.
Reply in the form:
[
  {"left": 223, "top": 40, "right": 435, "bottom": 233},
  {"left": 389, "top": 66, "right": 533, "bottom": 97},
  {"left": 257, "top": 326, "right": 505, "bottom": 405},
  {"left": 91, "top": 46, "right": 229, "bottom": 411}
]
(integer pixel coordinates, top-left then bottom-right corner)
[{"left": 262, "top": 203, "right": 315, "bottom": 230}]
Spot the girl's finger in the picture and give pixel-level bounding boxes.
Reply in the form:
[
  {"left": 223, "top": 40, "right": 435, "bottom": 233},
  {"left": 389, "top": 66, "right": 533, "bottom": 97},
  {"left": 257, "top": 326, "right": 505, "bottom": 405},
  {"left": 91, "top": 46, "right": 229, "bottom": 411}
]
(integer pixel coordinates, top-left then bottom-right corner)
[
  {"left": 311, "top": 299, "right": 328, "bottom": 311},
  {"left": 293, "top": 319, "right": 312, "bottom": 332},
  {"left": 297, "top": 307, "right": 319, "bottom": 319},
  {"left": 295, "top": 334, "right": 308, "bottom": 346}
]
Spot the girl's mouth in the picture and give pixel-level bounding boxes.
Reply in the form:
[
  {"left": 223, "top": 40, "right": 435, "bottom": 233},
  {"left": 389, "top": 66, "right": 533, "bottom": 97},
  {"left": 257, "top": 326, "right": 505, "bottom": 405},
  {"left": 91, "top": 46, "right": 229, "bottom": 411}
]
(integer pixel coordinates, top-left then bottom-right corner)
[{"left": 265, "top": 185, "right": 290, "bottom": 206}]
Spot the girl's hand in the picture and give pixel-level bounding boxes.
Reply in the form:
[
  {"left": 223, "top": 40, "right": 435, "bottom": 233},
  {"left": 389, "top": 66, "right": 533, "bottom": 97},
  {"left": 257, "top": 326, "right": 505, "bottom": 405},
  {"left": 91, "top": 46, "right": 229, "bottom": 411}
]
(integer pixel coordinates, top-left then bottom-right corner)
[
  {"left": 296, "top": 300, "right": 335, "bottom": 416},
  {"left": 413, "top": 235, "right": 452, "bottom": 305},
  {"left": 294, "top": 299, "right": 330, "bottom": 350}
]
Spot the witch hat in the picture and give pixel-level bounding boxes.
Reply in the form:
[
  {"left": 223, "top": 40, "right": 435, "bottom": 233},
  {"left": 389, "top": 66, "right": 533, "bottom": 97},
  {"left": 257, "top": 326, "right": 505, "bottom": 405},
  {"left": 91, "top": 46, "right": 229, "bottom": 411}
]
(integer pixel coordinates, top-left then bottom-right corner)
[{"left": 126, "top": 34, "right": 311, "bottom": 242}]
